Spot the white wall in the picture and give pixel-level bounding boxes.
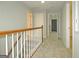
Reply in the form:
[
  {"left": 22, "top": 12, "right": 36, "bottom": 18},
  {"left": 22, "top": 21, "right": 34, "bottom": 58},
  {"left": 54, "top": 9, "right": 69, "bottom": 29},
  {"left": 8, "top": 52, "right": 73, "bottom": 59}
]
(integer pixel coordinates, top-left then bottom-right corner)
[
  {"left": 0, "top": 1, "right": 29, "bottom": 31},
  {"left": 46, "top": 10, "right": 48, "bottom": 37},
  {"left": 0, "top": 1, "right": 29, "bottom": 55},
  {"left": 72, "top": 1, "right": 79, "bottom": 57},
  {"left": 33, "top": 10, "right": 47, "bottom": 38},
  {"left": 61, "top": 3, "right": 66, "bottom": 47},
  {"left": 61, "top": 2, "right": 70, "bottom": 48},
  {"left": 33, "top": 12, "right": 43, "bottom": 27}
]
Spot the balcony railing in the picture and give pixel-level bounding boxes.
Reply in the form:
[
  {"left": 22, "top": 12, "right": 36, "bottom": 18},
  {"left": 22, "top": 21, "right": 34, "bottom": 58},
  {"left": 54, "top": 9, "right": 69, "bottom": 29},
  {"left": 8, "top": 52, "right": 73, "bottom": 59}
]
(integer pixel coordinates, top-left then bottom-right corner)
[{"left": 0, "top": 25, "right": 43, "bottom": 58}]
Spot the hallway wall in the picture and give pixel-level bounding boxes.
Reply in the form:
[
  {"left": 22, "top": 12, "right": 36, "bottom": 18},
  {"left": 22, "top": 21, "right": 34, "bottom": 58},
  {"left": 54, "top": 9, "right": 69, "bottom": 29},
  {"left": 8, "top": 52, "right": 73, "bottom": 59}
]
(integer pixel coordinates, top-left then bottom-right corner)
[
  {"left": 33, "top": 12, "right": 44, "bottom": 27},
  {"left": 72, "top": 1, "right": 79, "bottom": 57},
  {"left": 61, "top": 2, "right": 70, "bottom": 48},
  {"left": 61, "top": 3, "right": 66, "bottom": 47},
  {"left": 32, "top": 10, "right": 47, "bottom": 38},
  {"left": 0, "top": 1, "right": 29, "bottom": 31}
]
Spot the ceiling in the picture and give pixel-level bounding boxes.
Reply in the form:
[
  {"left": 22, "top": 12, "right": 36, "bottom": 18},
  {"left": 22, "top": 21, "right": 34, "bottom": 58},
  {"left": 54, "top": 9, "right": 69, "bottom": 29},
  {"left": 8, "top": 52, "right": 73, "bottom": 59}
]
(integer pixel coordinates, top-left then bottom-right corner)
[{"left": 23, "top": 1, "right": 66, "bottom": 12}]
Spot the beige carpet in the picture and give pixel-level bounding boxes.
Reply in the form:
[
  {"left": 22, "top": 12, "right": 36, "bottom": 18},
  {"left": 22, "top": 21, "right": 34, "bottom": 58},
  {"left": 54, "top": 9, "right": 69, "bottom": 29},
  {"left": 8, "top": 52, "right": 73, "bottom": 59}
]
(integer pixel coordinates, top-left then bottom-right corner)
[{"left": 32, "top": 32, "right": 72, "bottom": 58}]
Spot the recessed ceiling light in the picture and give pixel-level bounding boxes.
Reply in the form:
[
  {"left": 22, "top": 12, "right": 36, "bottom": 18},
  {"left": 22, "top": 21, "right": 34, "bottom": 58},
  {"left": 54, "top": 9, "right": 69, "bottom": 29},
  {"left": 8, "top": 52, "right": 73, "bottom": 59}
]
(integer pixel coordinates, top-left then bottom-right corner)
[{"left": 41, "top": 1, "right": 45, "bottom": 3}]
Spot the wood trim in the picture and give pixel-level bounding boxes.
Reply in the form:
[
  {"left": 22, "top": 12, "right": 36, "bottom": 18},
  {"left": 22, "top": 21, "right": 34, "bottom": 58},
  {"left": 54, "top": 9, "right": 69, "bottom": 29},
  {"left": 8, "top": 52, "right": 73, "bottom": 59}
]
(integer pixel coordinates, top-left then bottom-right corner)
[
  {"left": 0, "top": 26, "right": 42, "bottom": 35},
  {"left": 70, "top": 1, "right": 72, "bottom": 49}
]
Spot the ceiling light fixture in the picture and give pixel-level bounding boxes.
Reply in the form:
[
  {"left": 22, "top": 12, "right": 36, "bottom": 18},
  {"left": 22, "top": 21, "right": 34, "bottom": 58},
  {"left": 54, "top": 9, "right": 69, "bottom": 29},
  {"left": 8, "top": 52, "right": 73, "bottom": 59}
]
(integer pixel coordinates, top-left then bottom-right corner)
[{"left": 41, "top": 1, "right": 45, "bottom": 3}]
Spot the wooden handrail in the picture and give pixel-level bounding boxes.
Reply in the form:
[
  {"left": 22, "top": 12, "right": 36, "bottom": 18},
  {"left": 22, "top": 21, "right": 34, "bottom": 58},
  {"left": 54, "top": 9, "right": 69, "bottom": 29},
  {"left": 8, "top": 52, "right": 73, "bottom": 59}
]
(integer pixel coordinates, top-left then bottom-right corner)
[
  {"left": 2, "top": 26, "right": 43, "bottom": 57},
  {"left": 0, "top": 26, "right": 43, "bottom": 35}
]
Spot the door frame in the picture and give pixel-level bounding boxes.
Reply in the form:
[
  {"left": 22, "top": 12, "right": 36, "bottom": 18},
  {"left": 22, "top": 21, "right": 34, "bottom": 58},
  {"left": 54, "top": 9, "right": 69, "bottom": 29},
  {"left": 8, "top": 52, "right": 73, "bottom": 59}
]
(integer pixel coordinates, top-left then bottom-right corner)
[{"left": 66, "top": 1, "right": 72, "bottom": 49}]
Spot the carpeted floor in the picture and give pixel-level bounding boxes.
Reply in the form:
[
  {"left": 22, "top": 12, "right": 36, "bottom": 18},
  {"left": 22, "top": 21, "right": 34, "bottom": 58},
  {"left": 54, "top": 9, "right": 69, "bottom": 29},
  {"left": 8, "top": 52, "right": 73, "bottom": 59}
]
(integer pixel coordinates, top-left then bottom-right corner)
[{"left": 32, "top": 32, "right": 72, "bottom": 58}]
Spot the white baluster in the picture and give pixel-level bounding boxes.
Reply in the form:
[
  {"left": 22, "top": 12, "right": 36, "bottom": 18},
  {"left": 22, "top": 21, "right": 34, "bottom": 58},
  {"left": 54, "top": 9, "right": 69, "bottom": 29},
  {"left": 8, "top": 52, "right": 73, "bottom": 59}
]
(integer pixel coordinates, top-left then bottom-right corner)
[
  {"left": 24, "top": 31, "right": 26, "bottom": 58},
  {"left": 20, "top": 32, "right": 22, "bottom": 58},
  {"left": 26, "top": 31, "right": 29, "bottom": 57},
  {"left": 6, "top": 34, "right": 8, "bottom": 56},
  {"left": 17, "top": 33, "right": 19, "bottom": 58},
  {"left": 29, "top": 31, "right": 31, "bottom": 58},
  {"left": 12, "top": 33, "right": 14, "bottom": 58}
]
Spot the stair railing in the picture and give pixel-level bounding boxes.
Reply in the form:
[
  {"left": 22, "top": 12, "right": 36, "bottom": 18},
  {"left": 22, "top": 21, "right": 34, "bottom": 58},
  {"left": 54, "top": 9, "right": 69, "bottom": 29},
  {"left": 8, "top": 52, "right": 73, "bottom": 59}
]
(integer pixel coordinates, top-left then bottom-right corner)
[{"left": 0, "top": 25, "right": 43, "bottom": 58}]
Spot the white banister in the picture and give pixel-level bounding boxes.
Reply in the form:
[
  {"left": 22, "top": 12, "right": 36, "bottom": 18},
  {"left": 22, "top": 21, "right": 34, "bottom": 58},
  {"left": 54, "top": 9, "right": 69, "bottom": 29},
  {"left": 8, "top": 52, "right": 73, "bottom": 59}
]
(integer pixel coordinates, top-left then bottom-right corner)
[
  {"left": 12, "top": 33, "right": 14, "bottom": 58},
  {"left": 17, "top": 33, "right": 19, "bottom": 58},
  {"left": 20, "top": 32, "right": 23, "bottom": 58},
  {"left": 24, "top": 31, "right": 26, "bottom": 58},
  {"left": 6, "top": 34, "right": 8, "bottom": 56}
]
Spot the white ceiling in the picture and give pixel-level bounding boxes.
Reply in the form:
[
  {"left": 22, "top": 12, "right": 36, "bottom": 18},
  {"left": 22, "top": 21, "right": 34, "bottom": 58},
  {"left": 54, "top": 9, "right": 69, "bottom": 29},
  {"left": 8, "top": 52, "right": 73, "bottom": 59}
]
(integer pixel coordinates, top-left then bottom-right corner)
[{"left": 23, "top": 1, "right": 66, "bottom": 12}]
